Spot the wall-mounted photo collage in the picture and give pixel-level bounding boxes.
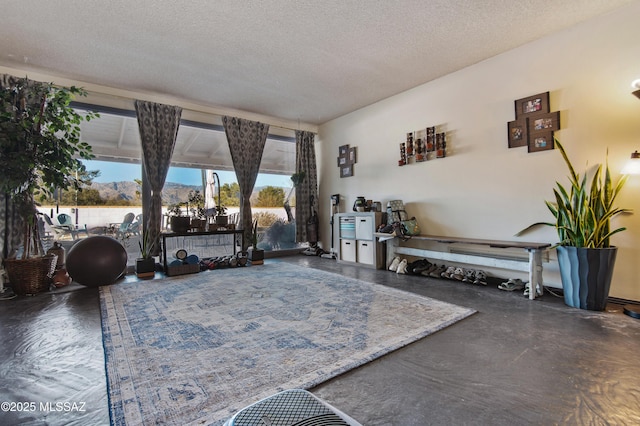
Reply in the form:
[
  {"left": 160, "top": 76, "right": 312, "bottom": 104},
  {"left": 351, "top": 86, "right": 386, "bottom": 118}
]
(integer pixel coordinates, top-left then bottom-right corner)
[{"left": 508, "top": 91, "right": 561, "bottom": 153}]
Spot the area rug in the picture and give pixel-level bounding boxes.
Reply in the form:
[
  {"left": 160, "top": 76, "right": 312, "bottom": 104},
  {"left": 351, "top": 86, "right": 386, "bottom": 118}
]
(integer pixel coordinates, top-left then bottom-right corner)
[{"left": 100, "top": 262, "right": 476, "bottom": 425}]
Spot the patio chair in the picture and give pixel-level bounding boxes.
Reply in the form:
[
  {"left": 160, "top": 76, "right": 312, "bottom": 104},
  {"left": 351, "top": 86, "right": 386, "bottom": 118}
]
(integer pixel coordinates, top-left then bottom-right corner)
[
  {"left": 228, "top": 212, "right": 240, "bottom": 228},
  {"left": 42, "top": 214, "right": 78, "bottom": 240},
  {"left": 128, "top": 214, "right": 142, "bottom": 236},
  {"left": 57, "top": 213, "right": 89, "bottom": 239},
  {"left": 115, "top": 212, "right": 136, "bottom": 239}
]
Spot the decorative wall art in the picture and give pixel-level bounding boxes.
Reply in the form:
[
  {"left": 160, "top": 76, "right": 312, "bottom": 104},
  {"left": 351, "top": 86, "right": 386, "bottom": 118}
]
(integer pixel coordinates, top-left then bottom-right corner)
[
  {"left": 337, "top": 144, "right": 357, "bottom": 177},
  {"left": 398, "top": 125, "right": 446, "bottom": 166},
  {"left": 507, "top": 91, "right": 561, "bottom": 152}
]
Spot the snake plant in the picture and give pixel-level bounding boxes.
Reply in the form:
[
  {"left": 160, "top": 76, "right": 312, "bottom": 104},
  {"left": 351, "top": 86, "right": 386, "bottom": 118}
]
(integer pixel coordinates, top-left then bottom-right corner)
[{"left": 517, "top": 139, "right": 630, "bottom": 248}]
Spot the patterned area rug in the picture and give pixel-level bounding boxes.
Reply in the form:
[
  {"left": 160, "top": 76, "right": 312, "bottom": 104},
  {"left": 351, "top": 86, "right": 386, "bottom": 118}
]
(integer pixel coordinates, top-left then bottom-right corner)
[{"left": 100, "top": 262, "right": 475, "bottom": 425}]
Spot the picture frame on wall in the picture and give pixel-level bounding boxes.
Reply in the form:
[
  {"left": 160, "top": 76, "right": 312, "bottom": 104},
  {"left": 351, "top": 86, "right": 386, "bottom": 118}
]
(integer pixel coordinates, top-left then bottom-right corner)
[
  {"left": 349, "top": 147, "right": 357, "bottom": 164},
  {"left": 528, "top": 129, "right": 554, "bottom": 153},
  {"left": 530, "top": 111, "right": 560, "bottom": 132},
  {"left": 340, "top": 165, "right": 353, "bottom": 178},
  {"left": 338, "top": 144, "right": 356, "bottom": 177},
  {"left": 514, "top": 92, "right": 549, "bottom": 118},
  {"left": 508, "top": 118, "right": 528, "bottom": 148}
]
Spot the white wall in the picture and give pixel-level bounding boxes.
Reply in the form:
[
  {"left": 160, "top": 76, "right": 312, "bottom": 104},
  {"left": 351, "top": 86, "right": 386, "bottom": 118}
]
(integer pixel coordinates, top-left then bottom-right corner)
[{"left": 317, "top": 2, "right": 640, "bottom": 301}]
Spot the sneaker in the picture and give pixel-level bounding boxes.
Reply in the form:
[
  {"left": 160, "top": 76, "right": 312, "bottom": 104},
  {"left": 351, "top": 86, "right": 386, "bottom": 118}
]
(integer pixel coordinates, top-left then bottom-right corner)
[
  {"left": 408, "top": 259, "right": 431, "bottom": 275},
  {"left": 0, "top": 288, "right": 16, "bottom": 300},
  {"left": 473, "top": 270, "right": 488, "bottom": 286},
  {"left": 497, "top": 278, "right": 525, "bottom": 291},
  {"left": 462, "top": 269, "right": 476, "bottom": 283},
  {"left": 421, "top": 264, "right": 439, "bottom": 276},
  {"left": 523, "top": 282, "right": 543, "bottom": 297},
  {"left": 396, "top": 259, "right": 408, "bottom": 274},
  {"left": 428, "top": 265, "right": 447, "bottom": 278},
  {"left": 441, "top": 266, "right": 456, "bottom": 279},
  {"left": 452, "top": 267, "right": 465, "bottom": 281},
  {"left": 388, "top": 257, "right": 401, "bottom": 272}
]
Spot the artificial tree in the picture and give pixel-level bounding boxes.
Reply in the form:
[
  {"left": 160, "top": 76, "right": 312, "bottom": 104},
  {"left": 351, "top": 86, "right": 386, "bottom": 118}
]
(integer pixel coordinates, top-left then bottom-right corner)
[{"left": 1, "top": 76, "right": 97, "bottom": 292}]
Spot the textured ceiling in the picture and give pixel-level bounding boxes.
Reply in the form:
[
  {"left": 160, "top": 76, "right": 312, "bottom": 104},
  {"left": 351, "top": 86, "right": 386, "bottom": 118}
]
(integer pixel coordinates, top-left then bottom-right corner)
[{"left": 0, "top": 0, "right": 635, "bottom": 125}]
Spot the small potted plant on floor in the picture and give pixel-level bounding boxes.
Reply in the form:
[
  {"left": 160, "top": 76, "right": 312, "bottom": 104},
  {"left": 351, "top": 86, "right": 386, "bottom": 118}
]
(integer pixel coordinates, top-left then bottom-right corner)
[
  {"left": 517, "top": 139, "right": 630, "bottom": 310},
  {"left": 248, "top": 219, "right": 264, "bottom": 265},
  {"left": 136, "top": 229, "right": 156, "bottom": 278}
]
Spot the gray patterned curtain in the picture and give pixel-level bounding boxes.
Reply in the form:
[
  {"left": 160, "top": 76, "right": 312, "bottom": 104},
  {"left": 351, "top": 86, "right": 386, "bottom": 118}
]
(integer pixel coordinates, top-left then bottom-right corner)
[
  {"left": 222, "top": 116, "right": 269, "bottom": 251},
  {"left": 135, "top": 100, "right": 182, "bottom": 255},
  {"left": 295, "top": 130, "right": 319, "bottom": 243}
]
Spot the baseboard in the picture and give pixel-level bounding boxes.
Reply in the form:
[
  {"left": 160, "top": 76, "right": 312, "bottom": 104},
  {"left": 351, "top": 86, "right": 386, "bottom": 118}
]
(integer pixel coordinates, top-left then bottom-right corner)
[
  {"left": 545, "top": 290, "right": 639, "bottom": 306},
  {"left": 607, "top": 296, "right": 640, "bottom": 306}
]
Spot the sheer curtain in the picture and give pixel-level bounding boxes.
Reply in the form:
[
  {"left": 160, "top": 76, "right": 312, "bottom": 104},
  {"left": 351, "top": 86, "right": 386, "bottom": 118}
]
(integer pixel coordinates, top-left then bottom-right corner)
[
  {"left": 295, "top": 130, "right": 319, "bottom": 243},
  {"left": 134, "top": 100, "right": 182, "bottom": 255},
  {"left": 222, "top": 116, "right": 269, "bottom": 250}
]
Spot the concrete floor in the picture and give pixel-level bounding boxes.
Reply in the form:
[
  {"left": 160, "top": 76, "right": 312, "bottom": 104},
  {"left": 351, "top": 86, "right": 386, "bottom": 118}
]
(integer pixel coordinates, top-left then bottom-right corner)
[{"left": 1, "top": 256, "right": 639, "bottom": 425}]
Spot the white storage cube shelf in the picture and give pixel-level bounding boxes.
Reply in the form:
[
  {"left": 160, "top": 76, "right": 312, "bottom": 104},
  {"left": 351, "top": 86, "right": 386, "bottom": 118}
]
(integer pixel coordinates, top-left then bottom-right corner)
[{"left": 336, "top": 212, "right": 382, "bottom": 268}]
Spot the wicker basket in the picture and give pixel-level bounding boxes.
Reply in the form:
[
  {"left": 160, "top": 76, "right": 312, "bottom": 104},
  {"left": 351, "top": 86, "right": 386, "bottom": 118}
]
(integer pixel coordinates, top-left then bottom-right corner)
[{"left": 4, "top": 254, "right": 58, "bottom": 296}]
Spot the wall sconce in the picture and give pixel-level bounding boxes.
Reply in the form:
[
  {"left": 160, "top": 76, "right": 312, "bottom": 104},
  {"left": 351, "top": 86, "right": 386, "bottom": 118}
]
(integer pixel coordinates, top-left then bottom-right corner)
[
  {"left": 622, "top": 80, "right": 640, "bottom": 176},
  {"left": 633, "top": 79, "right": 640, "bottom": 100},
  {"left": 621, "top": 150, "right": 640, "bottom": 175},
  {"left": 622, "top": 80, "right": 640, "bottom": 320}
]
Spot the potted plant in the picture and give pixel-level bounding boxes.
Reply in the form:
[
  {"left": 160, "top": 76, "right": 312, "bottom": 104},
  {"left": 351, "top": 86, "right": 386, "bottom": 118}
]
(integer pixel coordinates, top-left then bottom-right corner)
[
  {"left": 167, "top": 202, "right": 190, "bottom": 234},
  {"left": 0, "top": 76, "right": 97, "bottom": 295},
  {"left": 248, "top": 219, "right": 264, "bottom": 264},
  {"left": 215, "top": 204, "right": 228, "bottom": 225},
  {"left": 517, "top": 139, "right": 630, "bottom": 310},
  {"left": 187, "top": 190, "right": 206, "bottom": 231},
  {"left": 136, "top": 228, "right": 156, "bottom": 278}
]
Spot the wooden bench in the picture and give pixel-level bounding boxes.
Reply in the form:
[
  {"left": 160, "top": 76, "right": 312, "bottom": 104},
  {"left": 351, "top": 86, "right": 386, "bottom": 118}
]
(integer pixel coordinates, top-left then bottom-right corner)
[{"left": 376, "top": 233, "right": 551, "bottom": 300}]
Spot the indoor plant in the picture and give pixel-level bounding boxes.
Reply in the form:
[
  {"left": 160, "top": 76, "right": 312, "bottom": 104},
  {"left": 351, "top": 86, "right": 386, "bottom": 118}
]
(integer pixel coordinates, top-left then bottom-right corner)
[
  {"left": 136, "top": 228, "right": 156, "bottom": 278},
  {"left": 187, "top": 190, "right": 206, "bottom": 230},
  {"left": 215, "top": 204, "right": 228, "bottom": 226},
  {"left": 518, "top": 139, "right": 630, "bottom": 310},
  {"left": 167, "top": 202, "right": 190, "bottom": 234},
  {"left": 0, "top": 76, "right": 97, "bottom": 295},
  {"left": 248, "top": 219, "right": 264, "bottom": 264}
]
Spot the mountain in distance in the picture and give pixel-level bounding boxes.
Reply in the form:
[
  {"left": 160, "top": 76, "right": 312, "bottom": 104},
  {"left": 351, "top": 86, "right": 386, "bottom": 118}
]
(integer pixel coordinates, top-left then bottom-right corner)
[
  {"left": 90, "top": 181, "right": 288, "bottom": 205},
  {"left": 91, "top": 181, "right": 205, "bottom": 205}
]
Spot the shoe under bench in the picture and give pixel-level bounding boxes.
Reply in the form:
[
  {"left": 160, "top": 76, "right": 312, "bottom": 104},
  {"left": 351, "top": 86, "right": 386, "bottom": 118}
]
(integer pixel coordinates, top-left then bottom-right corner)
[{"left": 376, "top": 233, "right": 551, "bottom": 300}]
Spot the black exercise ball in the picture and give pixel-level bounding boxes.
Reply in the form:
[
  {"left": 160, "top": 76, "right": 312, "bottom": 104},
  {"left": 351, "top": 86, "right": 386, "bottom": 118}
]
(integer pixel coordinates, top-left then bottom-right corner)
[{"left": 66, "top": 236, "right": 128, "bottom": 287}]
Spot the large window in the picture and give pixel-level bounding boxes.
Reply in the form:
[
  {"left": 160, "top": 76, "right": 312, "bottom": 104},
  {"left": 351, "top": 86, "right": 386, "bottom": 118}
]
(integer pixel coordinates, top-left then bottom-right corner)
[{"left": 69, "top": 105, "right": 302, "bottom": 252}]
